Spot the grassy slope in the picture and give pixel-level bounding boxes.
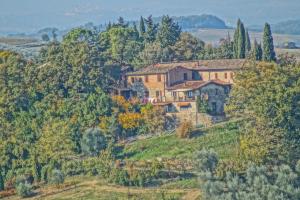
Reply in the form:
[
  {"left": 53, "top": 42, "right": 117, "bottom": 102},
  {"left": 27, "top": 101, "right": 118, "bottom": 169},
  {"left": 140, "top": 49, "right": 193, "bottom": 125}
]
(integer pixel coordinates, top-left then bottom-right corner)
[
  {"left": 7, "top": 120, "right": 239, "bottom": 200},
  {"left": 119, "top": 120, "right": 240, "bottom": 161}
]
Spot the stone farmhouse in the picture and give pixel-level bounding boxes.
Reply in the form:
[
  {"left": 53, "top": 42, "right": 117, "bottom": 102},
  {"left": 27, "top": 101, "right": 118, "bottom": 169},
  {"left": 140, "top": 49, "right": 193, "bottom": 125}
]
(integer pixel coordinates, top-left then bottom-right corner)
[{"left": 113, "top": 59, "right": 245, "bottom": 125}]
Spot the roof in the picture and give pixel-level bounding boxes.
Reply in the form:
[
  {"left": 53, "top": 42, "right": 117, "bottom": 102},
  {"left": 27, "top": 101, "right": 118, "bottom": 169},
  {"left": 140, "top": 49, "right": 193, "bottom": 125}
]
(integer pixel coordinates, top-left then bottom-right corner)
[
  {"left": 155, "top": 59, "right": 245, "bottom": 71},
  {"left": 127, "top": 65, "right": 185, "bottom": 76},
  {"left": 167, "top": 80, "right": 232, "bottom": 91}
]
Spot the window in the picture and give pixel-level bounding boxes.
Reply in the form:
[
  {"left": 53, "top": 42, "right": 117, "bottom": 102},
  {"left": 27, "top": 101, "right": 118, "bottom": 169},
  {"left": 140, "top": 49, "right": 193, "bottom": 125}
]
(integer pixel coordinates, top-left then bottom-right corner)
[
  {"left": 187, "top": 91, "right": 193, "bottom": 98},
  {"left": 215, "top": 73, "right": 218, "bottom": 79},
  {"left": 145, "top": 75, "right": 149, "bottom": 83},
  {"left": 215, "top": 89, "right": 218, "bottom": 95},
  {"left": 184, "top": 73, "right": 188, "bottom": 81},
  {"left": 138, "top": 78, "right": 142, "bottom": 82},
  {"left": 224, "top": 73, "right": 228, "bottom": 79},
  {"left": 156, "top": 91, "right": 160, "bottom": 97},
  {"left": 230, "top": 72, "right": 234, "bottom": 79},
  {"left": 172, "top": 92, "right": 177, "bottom": 97},
  {"left": 180, "top": 106, "right": 190, "bottom": 111},
  {"left": 131, "top": 77, "right": 135, "bottom": 83},
  {"left": 157, "top": 74, "right": 161, "bottom": 82},
  {"left": 145, "top": 91, "right": 149, "bottom": 98}
]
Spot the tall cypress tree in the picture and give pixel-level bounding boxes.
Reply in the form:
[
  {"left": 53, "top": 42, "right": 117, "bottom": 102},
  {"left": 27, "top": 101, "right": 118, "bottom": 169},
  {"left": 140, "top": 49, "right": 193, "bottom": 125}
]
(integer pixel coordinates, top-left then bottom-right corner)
[
  {"left": 245, "top": 29, "right": 251, "bottom": 53},
  {"left": 233, "top": 19, "right": 241, "bottom": 58},
  {"left": 139, "top": 16, "right": 146, "bottom": 36},
  {"left": 0, "top": 170, "right": 4, "bottom": 191},
  {"left": 262, "top": 23, "right": 276, "bottom": 61},
  {"left": 237, "top": 22, "right": 246, "bottom": 58}
]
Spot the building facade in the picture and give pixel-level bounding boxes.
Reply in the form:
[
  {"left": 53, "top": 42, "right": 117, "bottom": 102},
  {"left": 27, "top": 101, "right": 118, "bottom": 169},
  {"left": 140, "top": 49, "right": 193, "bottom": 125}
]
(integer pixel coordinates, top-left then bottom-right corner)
[{"left": 116, "top": 59, "right": 244, "bottom": 125}]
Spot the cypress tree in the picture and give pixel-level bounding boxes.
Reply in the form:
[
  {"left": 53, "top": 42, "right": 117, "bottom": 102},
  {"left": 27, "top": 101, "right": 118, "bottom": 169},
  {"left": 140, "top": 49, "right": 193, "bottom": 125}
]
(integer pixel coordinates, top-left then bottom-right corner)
[
  {"left": 245, "top": 29, "right": 251, "bottom": 53},
  {"left": 0, "top": 170, "right": 4, "bottom": 191},
  {"left": 237, "top": 22, "right": 246, "bottom": 58},
  {"left": 139, "top": 16, "right": 146, "bottom": 36},
  {"left": 233, "top": 19, "right": 241, "bottom": 58},
  {"left": 262, "top": 23, "right": 276, "bottom": 61},
  {"left": 252, "top": 39, "right": 262, "bottom": 61}
]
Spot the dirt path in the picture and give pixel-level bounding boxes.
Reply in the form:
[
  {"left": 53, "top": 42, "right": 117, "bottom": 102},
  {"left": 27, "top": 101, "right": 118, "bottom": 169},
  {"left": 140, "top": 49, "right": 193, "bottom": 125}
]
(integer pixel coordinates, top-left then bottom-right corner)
[{"left": 24, "top": 180, "right": 200, "bottom": 200}]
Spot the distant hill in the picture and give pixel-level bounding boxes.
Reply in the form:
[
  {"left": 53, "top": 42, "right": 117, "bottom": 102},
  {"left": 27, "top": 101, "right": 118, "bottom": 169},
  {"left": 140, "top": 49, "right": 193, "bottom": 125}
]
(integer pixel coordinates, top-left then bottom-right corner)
[
  {"left": 153, "top": 14, "right": 228, "bottom": 30},
  {"left": 249, "top": 20, "right": 300, "bottom": 35},
  {"left": 272, "top": 20, "right": 300, "bottom": 35}
]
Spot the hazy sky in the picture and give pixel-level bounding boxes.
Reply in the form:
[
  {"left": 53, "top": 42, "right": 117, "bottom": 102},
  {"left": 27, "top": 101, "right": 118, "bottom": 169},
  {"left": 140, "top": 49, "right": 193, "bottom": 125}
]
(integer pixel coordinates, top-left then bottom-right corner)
[{"left": 1, "top": 0, "right": 299, "bottom": 33}]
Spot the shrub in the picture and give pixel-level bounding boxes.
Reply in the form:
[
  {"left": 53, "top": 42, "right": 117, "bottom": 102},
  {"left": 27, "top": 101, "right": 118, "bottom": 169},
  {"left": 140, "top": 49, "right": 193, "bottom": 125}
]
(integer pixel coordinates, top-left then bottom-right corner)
[
  {"left": 49, "top": 170, "right": 64, "bottom": 187},
  {"left": 81, "top": 128, "right": 107, "bottom": 157},
  {"left": 16, "top": 182, "right": 33, "bottom": 198},
  {"left": 62, "top": 160, "right": 84, "bottom": 176},
  {"left": 194, "top": 149, "right": 219, "bottom": 173},
  {"left": 176, "top": 120, "right": 193, "bottom": 138}
]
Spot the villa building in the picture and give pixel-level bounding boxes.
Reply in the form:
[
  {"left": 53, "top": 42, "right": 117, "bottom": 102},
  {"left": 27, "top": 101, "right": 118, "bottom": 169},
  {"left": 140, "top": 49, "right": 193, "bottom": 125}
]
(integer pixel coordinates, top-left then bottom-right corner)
[{"left": 113, "top": 59, "right": 245, "bottom": 125}]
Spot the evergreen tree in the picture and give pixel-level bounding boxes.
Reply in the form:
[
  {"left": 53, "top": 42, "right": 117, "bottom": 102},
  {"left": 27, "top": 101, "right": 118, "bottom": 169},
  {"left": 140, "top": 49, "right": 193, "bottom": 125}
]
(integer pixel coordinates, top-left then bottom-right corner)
[
  {"left": 233, "top": 19, "right": 246, "bottom": 58},
  {"left": 0, "top": 170, "right": 4, "bottom": 191},
  {"left": 157, "top": 15, "right": 181, "bottom": 48},
  {"left": 116, "top": 17, "right": 128, "bottom": 27},
  {"left": 238, "top": 21, "right": 246, "bottom": 58},
  {"left": 245, "top": 29, "right": 251, "bottom": 53},
  {"left": 233, "top": 19, "right": 241, "bottom": 58},
  {"left": 132, "top": 23, "right": 140, "bottom": 40},
  {"left": 263, "top": 23, "right": 276, "bottom": 61},
  {"left": 139, "top": 16, "right": 146, "bottom": 37},
  {"left": 251, "top": 39, "right": 262, "bottom": 61},
  {"left": 144, "top": 15, "right": 158, "bottom": 43}
]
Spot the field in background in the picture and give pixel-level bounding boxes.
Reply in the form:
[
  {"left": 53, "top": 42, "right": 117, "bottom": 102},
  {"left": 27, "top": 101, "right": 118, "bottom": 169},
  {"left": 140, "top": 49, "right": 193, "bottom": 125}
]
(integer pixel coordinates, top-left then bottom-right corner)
[{"left": 191, "top": 28, "right": 300, "bottom": 46}]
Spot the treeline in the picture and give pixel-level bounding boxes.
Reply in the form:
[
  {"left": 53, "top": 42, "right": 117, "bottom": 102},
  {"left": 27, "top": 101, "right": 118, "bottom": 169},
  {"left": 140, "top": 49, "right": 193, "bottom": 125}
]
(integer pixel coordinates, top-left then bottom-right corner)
[
  {"left": 0, "top": 16, "right": 186, "bottom": 197},
  {"left": 199, "top": 19, "right": 276, "bottom": 62}
]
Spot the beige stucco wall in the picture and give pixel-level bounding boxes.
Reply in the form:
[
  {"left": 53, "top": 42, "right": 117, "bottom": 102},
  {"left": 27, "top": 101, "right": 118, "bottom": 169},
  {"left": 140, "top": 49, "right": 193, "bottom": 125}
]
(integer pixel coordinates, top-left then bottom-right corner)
[
  {"left": 168, "top": 67, "right": 193, "bottom": 86},
  {"left": 197, "top": 70, "right": 235, "bottom": 83}
]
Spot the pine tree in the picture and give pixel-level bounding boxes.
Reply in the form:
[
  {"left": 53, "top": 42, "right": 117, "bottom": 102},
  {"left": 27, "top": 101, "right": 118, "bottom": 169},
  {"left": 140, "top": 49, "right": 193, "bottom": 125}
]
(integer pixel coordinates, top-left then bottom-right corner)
[
  {"left": 132, "top": 23, "right": 140, "bottom": 40},
  {"left": 157, "top": 15, "right": 181, "bottom": 48},
  {"left": 139, "top": 16, "right": 146, "bottom": 37},
  {"left": 245, "top": 29, "right": 251, "bottom": 53},
  {"left": 144, "top": 15, "right": 158, "bottom": 43},
  {"left": 262, "top": 23, "right": 276, "bottom": 61}
]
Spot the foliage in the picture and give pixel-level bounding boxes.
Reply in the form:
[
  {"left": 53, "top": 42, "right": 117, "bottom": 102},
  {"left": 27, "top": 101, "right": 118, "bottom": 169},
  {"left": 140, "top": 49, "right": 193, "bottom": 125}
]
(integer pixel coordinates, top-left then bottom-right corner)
[
  {"left": 81, "top": 128, "right": 107, "bottom": 157},
  {"left": 194, "top": 149, "right": 219, "bottom": 173},
  {"left": 227, "top": 60, "right": 300, "bottom": 164},
  {"left": 176, "top": 120, "right": 193, "bottom": 139},
  {"left": 157, "top": 15, "right": 181, "bottom": 48},
  {"left": 233, "top": 19, "right": 246, "bottom": 59},
  {"left": 263, "top": 23, "right": 276, "bottom": 61},
  {"left": 16, "top": 182, "right": 33, "bottom": 198},
  {"left": 49, "top": 169, "right": 64, "bottom": 186}
]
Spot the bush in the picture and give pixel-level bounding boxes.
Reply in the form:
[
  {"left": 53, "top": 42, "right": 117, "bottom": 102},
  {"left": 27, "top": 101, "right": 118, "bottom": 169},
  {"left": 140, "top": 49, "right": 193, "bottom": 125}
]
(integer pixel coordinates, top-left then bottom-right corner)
[
  {"left": 49, "top": 170, "right": 64, "bottom": 186},
  {"left": 62, "top": 160, "right": 84, "bottom": 177},
  {"left": 81, "top": 128, "right": 107, "bottom": 156},
  {"left": 16, "top": 182, "right": 33, "bottom": 198},
  {"left": 176, "top": 120, "right": 193, "bottom": 138},
  {"left": 194, "top": 149, "right": 218, "bottom": 173}
]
